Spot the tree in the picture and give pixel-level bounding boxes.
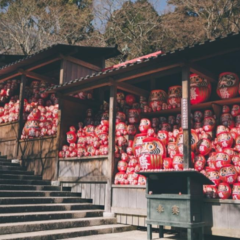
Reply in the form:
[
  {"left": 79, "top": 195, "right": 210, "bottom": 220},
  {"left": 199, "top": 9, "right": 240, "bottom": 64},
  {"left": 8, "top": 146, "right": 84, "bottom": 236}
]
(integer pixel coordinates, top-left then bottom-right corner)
[
  {"left": 0, "top": 0, "right": 95, "bottom": 55},
  {"left": 96, "top": 0, "right": 163, "bottom": 62},
  {"left": 167, "top": 0, "right": 240, "bottom": 40}
]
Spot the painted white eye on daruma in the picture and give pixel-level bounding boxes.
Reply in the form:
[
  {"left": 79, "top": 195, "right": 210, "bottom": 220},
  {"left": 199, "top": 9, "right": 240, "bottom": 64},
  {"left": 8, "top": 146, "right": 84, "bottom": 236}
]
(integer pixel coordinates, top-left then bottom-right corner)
[{"left": 146, "top": 143, "right": 156, "bottom": 152}]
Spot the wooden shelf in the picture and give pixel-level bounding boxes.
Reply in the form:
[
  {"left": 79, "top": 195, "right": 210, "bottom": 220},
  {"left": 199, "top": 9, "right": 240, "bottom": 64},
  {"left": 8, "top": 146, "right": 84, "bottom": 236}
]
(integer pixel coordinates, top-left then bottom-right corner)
[
  {"left": 112, "top": 184, "right": 146, "bottom": 189},
  {"left": 19, "top": 135, "right": 56, "bottom": 142},
  {"left": 141, "top": 108, "right": 181, "bottom": 117},
  {"left": 141, "top": 97, "right": 240, "bottom": 117},
  {"left": 0, "top": 121, "right": 19, "bottom": 127},
  {"left": 59, "top": 155, "right": 108, "bottom": 161}
]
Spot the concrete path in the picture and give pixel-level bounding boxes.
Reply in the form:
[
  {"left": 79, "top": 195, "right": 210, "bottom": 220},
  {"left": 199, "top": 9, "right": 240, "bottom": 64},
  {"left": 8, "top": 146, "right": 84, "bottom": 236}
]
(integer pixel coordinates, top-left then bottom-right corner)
[
  {"left": 65, "top": 230, "right": 235, "bottom": 240},
  {"left": 65, "top": 230, "right": 177, "bottom": 240}
]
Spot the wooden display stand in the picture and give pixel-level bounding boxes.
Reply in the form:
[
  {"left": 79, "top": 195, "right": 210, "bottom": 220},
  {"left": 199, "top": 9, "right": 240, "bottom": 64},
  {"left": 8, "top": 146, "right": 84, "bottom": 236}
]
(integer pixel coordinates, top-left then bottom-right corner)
[{"left": 1, "top": 35, "right": 240, "bottom": 237}]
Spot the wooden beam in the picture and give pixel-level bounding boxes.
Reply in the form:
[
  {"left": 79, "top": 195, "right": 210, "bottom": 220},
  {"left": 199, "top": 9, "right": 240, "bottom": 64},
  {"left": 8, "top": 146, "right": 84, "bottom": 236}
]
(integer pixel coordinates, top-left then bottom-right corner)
[
  {"left": 115, "top": 62, "right": 182, "bottom": 82},
  {"left": 0, "top": 56, "right": 61, "bottom": 83},
  {"left": 127, "top": 67, "right": 182, "bottom": 84},
  {"left": 19, "top": 70, "right": 57, "bottom": 84},
  {"left": 105, "top": 82, "right": 117, "bottom": 212},
  {"left": 0, "top": 73, "right": 21, "bottom": 83},
  {"left": 27, "top": 56, "right": 62, "bottom": 72},
  {"left": 16, "top": 75, "right": 27, "bottom": 160},
  {"left": 189, "top": 63, "right": 217, "bottom": 83},
  {"left": 62, "top": 78, "right": 111, "bottom": 95},
  {"left": 181, "top": 65, "right": 191, "bottom": 169},
  {"left": 116, "top": 82, "right": 149, "bottom": 97},
  {"left": 59, "top": 60, "right": 65, "bottom": 85},
  {"left": 211, "top": 103, "right": 222, "bottom": 126},
  {"left": 61, "top": 54, "right": 101, "bottom": 72},
  {"left": 60, "top": 62, "right": 182, "bottom": 95}
]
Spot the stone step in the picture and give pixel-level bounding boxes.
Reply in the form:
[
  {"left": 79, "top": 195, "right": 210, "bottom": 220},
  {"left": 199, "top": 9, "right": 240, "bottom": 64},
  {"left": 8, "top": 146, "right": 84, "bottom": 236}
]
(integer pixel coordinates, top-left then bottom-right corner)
[
  {"left": 0, "top": 174, "right": 42, "bottom": 180},
  {"left": 0, "top": 217, "right": 116, "bottom": 235},
  {"left": 0, "top": 160, "right": 20, "bottom": 165},
  {"left": 0, "top": 184, "right": 60, "bottom": 191},
  {"left": 0, "top": 197, "right": 92, "bottom": 205},
  {"left": 0, "top": 190, "right": 82, "bottom": 197},
  {"left": 0, "top": 165, "right": 26, "bottom": 171},
  {"left": 0, "top": 203, "right": 104, "bottom": 213},
  {"left": 0, "top": 179, "right": 51, "bottom": 185},
  {"left": 0, "top": 209, "right": 104, "bottom": 223},
  {"left": 0, "top": 170, "right": 34, "bottom": 175},
  {"left": 0, "top": 224, "right": 134, "bottom": 240},
  {"left": 0, "top": 159, "right": 16, "bottom": 164}
]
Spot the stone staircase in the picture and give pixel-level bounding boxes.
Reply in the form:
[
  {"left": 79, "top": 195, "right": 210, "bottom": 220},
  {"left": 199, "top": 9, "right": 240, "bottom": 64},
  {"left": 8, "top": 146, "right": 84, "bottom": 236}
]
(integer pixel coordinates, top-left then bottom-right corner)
[{"left": 0, "top": 156, "right": 134, "bottom": 240}]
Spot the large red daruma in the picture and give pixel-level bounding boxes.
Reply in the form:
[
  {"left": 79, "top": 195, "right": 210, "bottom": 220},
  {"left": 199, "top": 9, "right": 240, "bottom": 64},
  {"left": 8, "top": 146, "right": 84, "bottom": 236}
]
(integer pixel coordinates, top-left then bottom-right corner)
[
  {"left": 138, "top": 137, "right": 165, "bottom": 170},
  {"left": 217, "top": 72, "right": 239, "bottom": 99},
  {"left": 190, "top": 74, "right": 211, "bottom": 105}
]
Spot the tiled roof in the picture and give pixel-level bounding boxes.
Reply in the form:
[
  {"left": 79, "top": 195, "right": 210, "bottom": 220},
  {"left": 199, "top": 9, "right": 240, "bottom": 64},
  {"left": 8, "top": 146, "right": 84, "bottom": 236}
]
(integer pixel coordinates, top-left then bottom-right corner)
[
  {"left": 43, "top": 31, "right": 240, "bottom": 93},
  {"left": 102, "top": 50, "right": 163, "bottom": 71},
  {"left": 0, "top": 44, "right": 120, "bottom": 77},
  {"left": 0, "top": 44, "right": 58, "bottom": 72}
]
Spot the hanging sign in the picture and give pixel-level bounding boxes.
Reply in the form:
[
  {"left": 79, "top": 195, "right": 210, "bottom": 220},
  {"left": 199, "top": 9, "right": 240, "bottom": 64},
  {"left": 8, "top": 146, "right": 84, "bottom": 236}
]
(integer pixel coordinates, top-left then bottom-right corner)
[{"left": 181, "top": 98, "right": 188, "bottom": 129}]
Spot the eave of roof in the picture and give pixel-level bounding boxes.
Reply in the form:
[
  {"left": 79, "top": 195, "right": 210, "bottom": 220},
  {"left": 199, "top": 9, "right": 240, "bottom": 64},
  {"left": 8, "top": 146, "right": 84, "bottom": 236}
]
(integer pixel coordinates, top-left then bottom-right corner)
[
  {"left": 0, "top": 44, "right": 121, "bottom": 78},
  {"left": 44, "top": 31, "right": 240, "bottom": 94}
]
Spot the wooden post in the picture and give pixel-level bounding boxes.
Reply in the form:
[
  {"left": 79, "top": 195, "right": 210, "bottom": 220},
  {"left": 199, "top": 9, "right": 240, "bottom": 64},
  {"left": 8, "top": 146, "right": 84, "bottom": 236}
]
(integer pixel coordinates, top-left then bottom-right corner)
[
  {"left": 105, "top": 81, "right": 117, "bottom": 213},
  {"left": 16, "top": 74, "right": 27, "bottom": 161},
  {"left": 181, "top": 66, "right": 191, "bottom": 168},
  {"left": 59, "top": 60, "right": 66, "bottom": 84},
  {"left": 55, "top": 98, "right": 63, "bottom": 181},
  {"left": 150, "top": 79, "right": 156, "bottom": 90}
]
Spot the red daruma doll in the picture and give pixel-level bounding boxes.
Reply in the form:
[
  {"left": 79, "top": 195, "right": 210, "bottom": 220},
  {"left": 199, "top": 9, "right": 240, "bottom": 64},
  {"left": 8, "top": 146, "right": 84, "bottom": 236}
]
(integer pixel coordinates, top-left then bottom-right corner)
[
  {"left": 172, "top": 154, "right": 183, "bottom": 170},
  {"left": 163, "top": 158, "right": 173, "bottom": 169},
  {"left": 219, "top": 164, "right": 237, "bottom": 184},
  {"left": 218, "top": 182, "right": 231, "bottom": 199},
  {"left": 139, "top": 118, "right": 151, "bottom": 133},
  {"left": 205, "top": 185, "right": 218, "bottom": 199},
  {"left": 190, "top": 74, "right": 211, "bottom": 105},
  {"left": 138, "top": 137, "right": 164, "bottom": 170},
  {"left": 133, "top": 133, "right": 147, "bottom": 157},
  {"left": 206, "top": 168, "right": 221, "bottom": 186},
  {"left": 232, "top": 183, "right": 240, "bottom": 200},
  {"left": 217, "top": 72, "right": 239, "bottom": 99}
]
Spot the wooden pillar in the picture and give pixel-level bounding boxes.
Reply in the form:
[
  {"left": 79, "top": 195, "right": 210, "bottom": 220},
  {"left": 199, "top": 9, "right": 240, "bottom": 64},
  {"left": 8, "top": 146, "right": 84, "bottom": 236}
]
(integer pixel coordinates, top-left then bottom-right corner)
[
  {"left": 105, "top": 82, "right": 117, "bottom": 213},
  {"left": 55, "top": 98, "right": 63, "bottom": 181},
  {"left": 181, "top": 66, "right": 191, "bottom": 168},
  {"left": 150, "top": 79, "right": 156, "bottom": 90},
  {"left": 16, "top": 74, "right": 27, "bottom": 160},
  {"left": 59, "top": 60, "right": 66, "bottom": 84}
]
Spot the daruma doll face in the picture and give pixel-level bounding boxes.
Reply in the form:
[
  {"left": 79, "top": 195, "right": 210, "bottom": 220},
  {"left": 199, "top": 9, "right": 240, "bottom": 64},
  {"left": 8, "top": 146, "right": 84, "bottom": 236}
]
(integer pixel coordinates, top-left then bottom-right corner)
[{"left": 217, "top": 72, "right": 239, "bottom": 99}]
